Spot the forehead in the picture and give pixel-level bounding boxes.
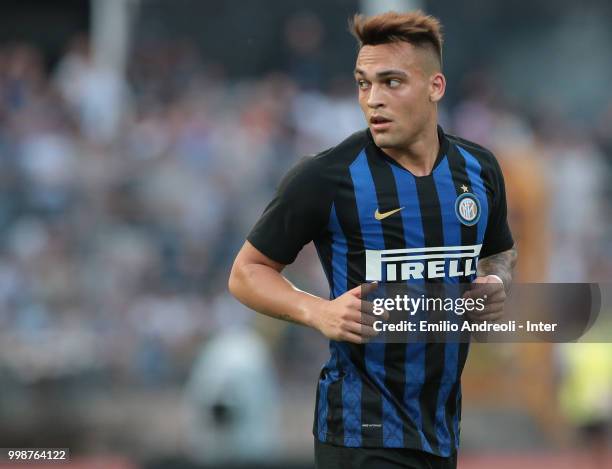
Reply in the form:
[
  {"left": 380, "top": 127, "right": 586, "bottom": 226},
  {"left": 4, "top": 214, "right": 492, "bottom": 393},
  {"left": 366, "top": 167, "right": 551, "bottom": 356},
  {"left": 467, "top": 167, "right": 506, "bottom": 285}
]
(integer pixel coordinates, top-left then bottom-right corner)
[{"left": 355, "top": 42, "right": 422, "bottom": 75}]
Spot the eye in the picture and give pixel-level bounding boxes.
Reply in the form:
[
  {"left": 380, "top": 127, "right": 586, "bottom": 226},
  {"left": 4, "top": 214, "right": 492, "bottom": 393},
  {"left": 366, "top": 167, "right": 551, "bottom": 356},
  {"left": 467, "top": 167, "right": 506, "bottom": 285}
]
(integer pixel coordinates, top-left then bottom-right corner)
[
  {"left": 387, "top": 78, "right": 401, "bottom": 88},
  {"left": 357, "top": 79, "right": 370, "bottom": 90}
]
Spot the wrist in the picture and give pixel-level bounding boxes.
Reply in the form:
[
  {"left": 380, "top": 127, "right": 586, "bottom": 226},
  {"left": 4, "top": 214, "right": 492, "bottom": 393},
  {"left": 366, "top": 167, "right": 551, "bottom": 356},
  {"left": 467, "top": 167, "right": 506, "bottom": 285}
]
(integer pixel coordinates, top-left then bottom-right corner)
[{"left": 299, "top": 294, "right": 327, "bottom": 330}]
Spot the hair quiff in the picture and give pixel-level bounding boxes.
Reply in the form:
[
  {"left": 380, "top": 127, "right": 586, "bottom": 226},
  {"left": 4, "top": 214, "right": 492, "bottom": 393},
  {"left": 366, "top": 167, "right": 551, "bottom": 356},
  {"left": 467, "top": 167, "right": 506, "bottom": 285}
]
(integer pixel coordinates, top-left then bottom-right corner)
[{"left": 350, "top": 11, "right": 443, "bottom": 67}]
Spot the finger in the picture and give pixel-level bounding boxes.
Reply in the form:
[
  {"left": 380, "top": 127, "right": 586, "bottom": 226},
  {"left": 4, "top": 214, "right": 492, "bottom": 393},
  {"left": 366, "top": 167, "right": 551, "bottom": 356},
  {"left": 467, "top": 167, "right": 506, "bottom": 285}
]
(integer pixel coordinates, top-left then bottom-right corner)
[
  {"left": 484, "top": 283, "right": 505, "bottom": 296},
  {"left": 358, "top": 313, "right": 377, "bottom": 327},
  {"left": 359, "top": 326, "right": 379, "bottom": 338},
  {"left": 469, "top": 284, "right": 495, "bottom": 298},
  {"left": 346, "top": 321, "right": 379, "bottom": 338},
  {"left": 471, "top": 276, "right": 489, "bottom": 284},
  {"left": 477, "top": 293, "right": 505, "bottom": 306},
  {"left": 469, "top": 308, "right": 504, "bottom": 322},
  {"left": 354, "top": 298, "right": 389, "bottom": 320},
  {"left": 348, "top": 282, "right": 379, "bottom": 299},
  {"left": 484, "top": 296, "right": 505, "bottom": 307},
  {"left": 341, "top": 309, "right": 363, "bottom": 323},
  {"left": 463, "top": 282, "right": 489, "bottom": 298},
  {"left": 463, "top": 278, "right": 489, "bottom": 299},
  {"left": 361, "top": 302, "right": 390, "bottom": 321},
  {"left": 359, "top": 313, "right": 389, "bottom": 327},
  {"left": 341, "top": 331, "right": 369, "bottom": 344},
  {"left": 471, "top": 303, "right": 504, "bottom": 316},
  {"left": 472, "top": 279, "right": 503, "bottom": 291},
  {"left": 484, "top": 287, "right": 505, "bottom": 298},
  {"left": 484, "top": 298, "right": 506, "bottom": 309},
  {"left": 475, "top": 312, "right": 504, "bottom": 322},
  {"left": 346, "top": 284, "right": 363, "bottom": 298},
  {"left": 360, "top": 300, "right": 374, "bottom": 315},
  {"left": 465, "top": 285, "right": 503, "bottom": 302},
  {"left": 357, "top": 325, "right": 380, "bottom": 338},
  {"left": 344, "top": 299, "right": 373, "bottom": 319},
  {"left": 361, "top": 281, "right": 379, "bottom": 297}
]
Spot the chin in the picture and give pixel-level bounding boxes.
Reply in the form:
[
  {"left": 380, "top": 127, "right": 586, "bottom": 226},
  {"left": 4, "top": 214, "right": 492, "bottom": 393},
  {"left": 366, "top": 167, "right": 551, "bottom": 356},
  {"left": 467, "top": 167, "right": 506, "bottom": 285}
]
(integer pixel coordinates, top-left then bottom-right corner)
[{"left": 372, "top": 134, "right": 398, "bottom": 149}]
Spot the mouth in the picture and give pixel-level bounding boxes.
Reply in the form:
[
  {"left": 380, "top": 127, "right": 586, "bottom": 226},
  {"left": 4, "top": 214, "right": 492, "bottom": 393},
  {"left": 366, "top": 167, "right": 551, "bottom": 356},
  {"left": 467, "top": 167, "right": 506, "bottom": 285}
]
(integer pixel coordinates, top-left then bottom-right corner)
[{"left": 370, "top": 115, "right": 392, "bottom": 131}]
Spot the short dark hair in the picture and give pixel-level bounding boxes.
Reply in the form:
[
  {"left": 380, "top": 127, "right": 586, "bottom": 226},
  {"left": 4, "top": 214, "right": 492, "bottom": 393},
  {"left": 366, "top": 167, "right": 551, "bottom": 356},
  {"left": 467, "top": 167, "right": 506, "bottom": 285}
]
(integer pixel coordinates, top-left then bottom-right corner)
[{"left": 350, "top": 11, "right": 444, "bottom": 67}]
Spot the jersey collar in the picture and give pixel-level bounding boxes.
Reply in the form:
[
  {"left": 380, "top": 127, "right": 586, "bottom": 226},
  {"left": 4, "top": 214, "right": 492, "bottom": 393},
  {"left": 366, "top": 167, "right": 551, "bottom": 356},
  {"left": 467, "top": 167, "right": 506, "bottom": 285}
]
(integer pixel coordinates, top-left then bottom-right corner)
[{"left": 366, "top": 124, "right": 449, "bottom": 177}]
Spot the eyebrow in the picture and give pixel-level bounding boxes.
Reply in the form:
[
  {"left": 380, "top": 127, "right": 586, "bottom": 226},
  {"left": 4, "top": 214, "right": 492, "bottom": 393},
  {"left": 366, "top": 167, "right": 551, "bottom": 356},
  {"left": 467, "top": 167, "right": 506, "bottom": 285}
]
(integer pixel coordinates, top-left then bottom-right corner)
[{"left": 354, "top": 68, "right": 408, "bottom": 79}]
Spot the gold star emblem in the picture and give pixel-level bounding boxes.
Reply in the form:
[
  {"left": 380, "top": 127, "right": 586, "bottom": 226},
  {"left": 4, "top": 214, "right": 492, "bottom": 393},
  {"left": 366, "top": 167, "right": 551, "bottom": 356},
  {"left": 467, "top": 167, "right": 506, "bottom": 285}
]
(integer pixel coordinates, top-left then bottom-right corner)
[{"left": 460, "top": 184, "right": 469, "bottom": 193}]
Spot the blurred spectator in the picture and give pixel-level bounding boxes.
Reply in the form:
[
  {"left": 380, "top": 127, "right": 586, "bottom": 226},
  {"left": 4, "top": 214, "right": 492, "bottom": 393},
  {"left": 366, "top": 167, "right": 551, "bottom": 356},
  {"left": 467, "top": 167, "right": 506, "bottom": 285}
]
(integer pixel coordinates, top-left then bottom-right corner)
[
  {"left": 54, "top": 34, "right": 131, "bottom": 143},
  {"left": 183, "top": 329, "right": 280, "bottom": 464},
  {"left": 558, "top": 343, "right": 612, "bottom": 468},
  {"left": 282, "top": 11, "right": 326, "bottom": 90}
]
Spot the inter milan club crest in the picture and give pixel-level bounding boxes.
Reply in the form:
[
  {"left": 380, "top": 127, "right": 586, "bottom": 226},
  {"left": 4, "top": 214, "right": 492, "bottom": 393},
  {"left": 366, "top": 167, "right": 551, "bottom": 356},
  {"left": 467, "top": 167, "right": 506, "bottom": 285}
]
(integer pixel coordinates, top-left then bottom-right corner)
[{"left": 455, "top": 192, "right": 481, "bottom": 226}]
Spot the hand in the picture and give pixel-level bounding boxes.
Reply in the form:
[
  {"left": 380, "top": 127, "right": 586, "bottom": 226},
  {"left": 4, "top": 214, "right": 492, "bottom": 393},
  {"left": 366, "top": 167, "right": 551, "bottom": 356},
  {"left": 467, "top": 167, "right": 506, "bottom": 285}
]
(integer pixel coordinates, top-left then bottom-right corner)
[
  {"left": 463, "top": 275, "right": 506, "bottom": 322},
  {"left": 312, "top": 282, "right": 387, "bottom": 344}
]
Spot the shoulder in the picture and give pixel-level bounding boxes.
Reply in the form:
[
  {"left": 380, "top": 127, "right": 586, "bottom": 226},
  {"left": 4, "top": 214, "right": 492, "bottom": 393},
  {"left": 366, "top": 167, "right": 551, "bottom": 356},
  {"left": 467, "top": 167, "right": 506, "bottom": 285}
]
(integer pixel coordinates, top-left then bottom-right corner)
[
  {"left": 283, "top": 129, "right": 369, "bottom": 184},
  {"left": 310, "top": 129, "right": 369, "bottom": 168},
  {"left": 279, "top": 129, "right": 368, "bottom": 196},
  {"left": 446, "top": 133, "right": 497, "bottom": 163},
  {"left": 446, "top": 133, "right": 503, "bottom": 175}
]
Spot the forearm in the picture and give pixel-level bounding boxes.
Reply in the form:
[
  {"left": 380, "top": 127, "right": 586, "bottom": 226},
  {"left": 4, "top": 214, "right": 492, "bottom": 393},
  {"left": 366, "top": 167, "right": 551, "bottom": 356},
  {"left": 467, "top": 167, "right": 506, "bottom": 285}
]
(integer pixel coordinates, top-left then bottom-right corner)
[
  {"left": 229, "top": 262, "right": 326, "bottom": 328},
  {"left": 477, "top": 245, "right": 518, "bottom": 290}
]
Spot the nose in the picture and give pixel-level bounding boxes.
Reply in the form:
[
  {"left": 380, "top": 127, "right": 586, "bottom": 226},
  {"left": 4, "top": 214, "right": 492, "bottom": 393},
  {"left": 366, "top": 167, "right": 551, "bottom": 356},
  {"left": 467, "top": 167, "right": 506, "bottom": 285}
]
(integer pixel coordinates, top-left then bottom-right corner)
[{"left": 367, "top": 84, "right": 385, "bottom": 109}]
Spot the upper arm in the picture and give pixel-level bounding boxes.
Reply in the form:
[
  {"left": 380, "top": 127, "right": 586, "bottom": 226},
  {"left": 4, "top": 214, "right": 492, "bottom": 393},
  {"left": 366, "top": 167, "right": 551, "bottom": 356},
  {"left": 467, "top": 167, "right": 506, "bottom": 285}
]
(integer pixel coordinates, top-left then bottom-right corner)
[
  {"left": 480, "top": 154, "right": 514, "bottom": 259},
  {"left": 228, "top": 240, "right": 286, "bottom": 299},
  {"left": 232, "top": 240, "right": 285, "bottom": 274},
  {"left": 246, "top": 157, "right": 335, "bottom": 265},
  {"left": 479, "top": 244, "right": 517, "bottom": 266}
]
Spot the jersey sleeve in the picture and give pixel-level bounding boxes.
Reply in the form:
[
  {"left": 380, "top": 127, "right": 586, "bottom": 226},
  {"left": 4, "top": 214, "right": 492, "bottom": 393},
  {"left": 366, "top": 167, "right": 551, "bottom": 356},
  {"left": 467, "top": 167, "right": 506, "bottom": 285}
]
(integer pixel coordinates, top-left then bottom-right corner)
[
  {"left": 247, "top": 157, "right": 333, "bottom": 265},
  {"left": 480, "top": 156, "right": 514, "bottom": 259}
]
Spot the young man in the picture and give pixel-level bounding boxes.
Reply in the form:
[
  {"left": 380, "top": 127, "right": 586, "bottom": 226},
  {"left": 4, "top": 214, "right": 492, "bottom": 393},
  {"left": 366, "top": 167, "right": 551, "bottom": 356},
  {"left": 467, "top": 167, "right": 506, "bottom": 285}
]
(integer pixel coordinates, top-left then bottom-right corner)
[{"left": 229, "top": 11, "right": 517, "bottom": 469}]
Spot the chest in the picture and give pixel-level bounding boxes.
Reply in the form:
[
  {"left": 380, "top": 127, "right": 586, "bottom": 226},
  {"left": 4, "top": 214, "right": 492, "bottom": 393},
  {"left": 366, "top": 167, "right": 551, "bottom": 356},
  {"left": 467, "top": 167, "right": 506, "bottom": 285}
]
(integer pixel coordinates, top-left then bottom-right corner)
[{"left": 327, "top": 157, "right": 490, "bottom": 282}]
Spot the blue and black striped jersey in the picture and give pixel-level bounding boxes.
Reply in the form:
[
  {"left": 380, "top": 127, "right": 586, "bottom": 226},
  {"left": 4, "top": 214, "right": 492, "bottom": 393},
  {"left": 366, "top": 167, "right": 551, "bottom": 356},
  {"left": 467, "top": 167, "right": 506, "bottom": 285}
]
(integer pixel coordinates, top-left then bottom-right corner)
[{"left": 247, "top": 125, "right": 514, "bottom": 456}]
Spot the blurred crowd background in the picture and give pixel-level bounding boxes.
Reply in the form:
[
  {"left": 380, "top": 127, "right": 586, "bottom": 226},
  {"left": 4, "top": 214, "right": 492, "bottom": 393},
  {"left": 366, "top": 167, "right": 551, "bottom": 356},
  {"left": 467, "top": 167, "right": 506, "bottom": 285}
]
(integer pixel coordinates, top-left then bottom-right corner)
[{"left": 0, "top": 0, "right": 611, "bottom": 468}]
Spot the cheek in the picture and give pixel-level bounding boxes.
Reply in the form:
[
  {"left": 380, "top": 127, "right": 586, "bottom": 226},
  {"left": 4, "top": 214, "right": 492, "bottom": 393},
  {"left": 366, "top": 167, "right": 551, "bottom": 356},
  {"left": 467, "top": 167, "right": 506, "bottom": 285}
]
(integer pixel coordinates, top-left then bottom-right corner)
[
  {"left": 393, "top": 93, "right": 418, "bottom": 114},
  {"left": 396, "top": 90, "right": 428, "bottom": 114},
  {"left": 358, "top": 93, "right": 369, "bottom": 111}
]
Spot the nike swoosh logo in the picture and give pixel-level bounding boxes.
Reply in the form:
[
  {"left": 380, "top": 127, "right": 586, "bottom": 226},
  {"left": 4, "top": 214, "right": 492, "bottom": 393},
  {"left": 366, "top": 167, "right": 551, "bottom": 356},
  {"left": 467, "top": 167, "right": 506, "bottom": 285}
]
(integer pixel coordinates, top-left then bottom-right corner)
[{"left": 374, "top": 207, "right": 405, "bottom": 220}]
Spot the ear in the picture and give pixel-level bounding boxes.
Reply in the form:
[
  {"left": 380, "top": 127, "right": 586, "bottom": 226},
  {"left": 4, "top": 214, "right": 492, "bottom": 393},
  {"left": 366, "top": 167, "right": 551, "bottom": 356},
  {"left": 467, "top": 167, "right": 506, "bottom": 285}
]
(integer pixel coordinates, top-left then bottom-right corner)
[{"left": 429, "top": 72, "right": 446, "bottom": 103}]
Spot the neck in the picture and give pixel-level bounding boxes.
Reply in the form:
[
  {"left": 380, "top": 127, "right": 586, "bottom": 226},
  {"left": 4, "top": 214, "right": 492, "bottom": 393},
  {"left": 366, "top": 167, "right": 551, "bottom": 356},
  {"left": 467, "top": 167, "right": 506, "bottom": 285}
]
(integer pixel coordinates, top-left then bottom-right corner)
[{"left": 382, "top": 123, "right": 440, "bottom": 177}]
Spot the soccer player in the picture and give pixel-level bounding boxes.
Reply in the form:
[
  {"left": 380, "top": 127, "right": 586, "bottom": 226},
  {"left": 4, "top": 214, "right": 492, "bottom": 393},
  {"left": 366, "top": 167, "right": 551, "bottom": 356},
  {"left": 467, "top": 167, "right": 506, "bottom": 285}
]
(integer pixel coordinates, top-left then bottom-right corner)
[{"left": 229, "top": 10, "right": 517, "bottom": 469}]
